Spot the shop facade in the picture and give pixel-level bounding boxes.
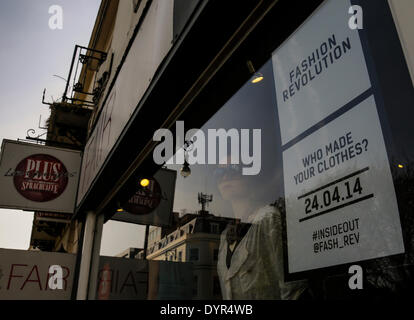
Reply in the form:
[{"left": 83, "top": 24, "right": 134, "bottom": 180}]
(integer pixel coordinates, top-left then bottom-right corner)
[{"left": 66, "top": 0, "right": 414, "bottom": 300}]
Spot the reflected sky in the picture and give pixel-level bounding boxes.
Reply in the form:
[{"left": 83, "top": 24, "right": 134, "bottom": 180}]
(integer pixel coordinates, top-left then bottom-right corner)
[{"left": 167, "top": 60, "right": 285, "bottom": 222}]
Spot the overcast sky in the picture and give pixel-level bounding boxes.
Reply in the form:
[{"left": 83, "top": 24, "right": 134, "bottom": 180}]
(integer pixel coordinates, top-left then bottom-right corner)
[{"left": 0, "top": 0, "right": 144, "bottom": 256}]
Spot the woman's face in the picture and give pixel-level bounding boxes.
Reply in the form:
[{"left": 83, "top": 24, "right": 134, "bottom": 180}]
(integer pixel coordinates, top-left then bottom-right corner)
[{"left": 215, "top": 162, "right": 250, "bottom": 201}]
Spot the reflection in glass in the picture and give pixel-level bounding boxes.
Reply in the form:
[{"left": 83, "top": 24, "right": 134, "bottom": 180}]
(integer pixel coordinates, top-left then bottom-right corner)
[{"left": 166, "top": 60, "right": 307, "bottom": 299}]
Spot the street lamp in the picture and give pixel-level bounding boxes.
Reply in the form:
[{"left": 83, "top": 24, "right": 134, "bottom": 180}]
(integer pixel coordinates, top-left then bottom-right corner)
[
  {"left": 180, "top": 160, "right": 191, "bottom": 178},
  {"left": 180, "top": 140, "right": 193, "bottom": 178}
]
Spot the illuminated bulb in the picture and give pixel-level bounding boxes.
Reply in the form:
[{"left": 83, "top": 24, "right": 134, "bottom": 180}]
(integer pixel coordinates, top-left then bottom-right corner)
[
  {"left": 117, "top": 208, "right": 123, "bottom": 212},
  {"left": 251, "top": 73, "right": 264, "bottom": 83},
  {"left": 398, "top": 164, "right": 404, "bottom": 169},
  {"left": 140, "top": 178, "right": 150, "bottom": 187}
]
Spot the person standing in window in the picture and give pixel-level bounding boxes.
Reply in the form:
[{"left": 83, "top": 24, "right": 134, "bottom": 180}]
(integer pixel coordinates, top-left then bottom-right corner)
[{"left": 215, "top": 161, "right": 308, "bottom": 299}]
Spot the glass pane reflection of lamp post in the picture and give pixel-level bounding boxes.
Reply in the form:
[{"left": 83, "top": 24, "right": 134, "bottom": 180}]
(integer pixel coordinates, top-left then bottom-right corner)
[{"left": 180, "top": 140, "right": 193, "bottom": 178}]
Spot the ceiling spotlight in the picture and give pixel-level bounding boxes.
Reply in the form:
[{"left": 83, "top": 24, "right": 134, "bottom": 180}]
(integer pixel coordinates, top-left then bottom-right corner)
[
  {"left": 247, "top": 60, "right": 264, "bottom": 84},
  {"left": 180, "top": 160, "right": 191, "bottom": 178},
  {"left": 251, "top": 72, "right": 264, "bottom": 83}
]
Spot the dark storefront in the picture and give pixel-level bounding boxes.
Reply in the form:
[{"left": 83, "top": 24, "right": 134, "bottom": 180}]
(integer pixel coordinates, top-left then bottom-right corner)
[{"left": 70, "top": 0, "right": 414, "bottom": 300}]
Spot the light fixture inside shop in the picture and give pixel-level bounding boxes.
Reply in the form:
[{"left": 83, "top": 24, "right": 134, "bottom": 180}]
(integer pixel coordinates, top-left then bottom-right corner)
[
  {"left": 247, "top": 60, "right": 264, "bottom": 84},
  {"left": 251, "top": 72, "right": 264, "bottom": 83},
  {"left": 398, "top": 164, "right": 404, "bottom": 168},
  {"left": 140, "top": 178, "right": 150, "bottom": 187}
]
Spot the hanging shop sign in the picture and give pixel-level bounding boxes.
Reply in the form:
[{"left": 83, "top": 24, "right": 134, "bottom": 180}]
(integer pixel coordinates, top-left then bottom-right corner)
[
  {"left": 0, "top": 140, "right": 81, "bottom": 214},
  {"left": 121, "top": 178, "right": 162, "bottom": 215},
  {"left": 111, "top": 168, "right": 177, "bottom": 227},
  {"left": 272, "top": 0, "right": 405, "bottom": 273}
]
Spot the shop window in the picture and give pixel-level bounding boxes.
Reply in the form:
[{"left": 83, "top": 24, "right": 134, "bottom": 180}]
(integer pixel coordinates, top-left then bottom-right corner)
[
  {"left": 160, "top": 0, "right": 414, "bottom": 301},
  {"left": 189, "top": 248, "right": 199, "bottom": 261},
  {"left": 166, "top": 59, "right": 290, "bottom": 300},
  {"left": 210, "top": 223, "right": 219, "bottom": 234}
]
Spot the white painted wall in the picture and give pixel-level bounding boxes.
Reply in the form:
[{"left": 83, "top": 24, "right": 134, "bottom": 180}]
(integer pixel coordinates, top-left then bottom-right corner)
[{"left": 77, "top": 0, "right": 174, "bottom": 207}]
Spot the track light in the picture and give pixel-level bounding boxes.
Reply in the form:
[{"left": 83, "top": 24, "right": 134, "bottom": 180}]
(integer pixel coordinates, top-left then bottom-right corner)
[
  {"left": 251, "top": 73, "right": 264, "bottom": 83},
  {"left": 247, "top": 60, "right": 264, "bottom": 84}
]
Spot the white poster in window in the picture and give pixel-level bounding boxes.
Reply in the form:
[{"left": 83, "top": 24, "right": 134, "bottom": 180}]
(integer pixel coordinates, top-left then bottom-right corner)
[
  {"left": 283, "top": 97, "right": 404, "bottom": 273},
  {"left": 272, "top": 0, "right": 371, "bottom": 145},
  {"left": 272, "top": 0, "right": 405, "bottom": 273}
]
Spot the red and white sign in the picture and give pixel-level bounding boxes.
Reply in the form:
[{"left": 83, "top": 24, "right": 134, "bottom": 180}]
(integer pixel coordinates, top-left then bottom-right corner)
[
  {"left": 0, "top": 140, "right": 81, "bottom": 213},
  {"left": 13, "top": 154, "right": 69, "bottom": 202}
]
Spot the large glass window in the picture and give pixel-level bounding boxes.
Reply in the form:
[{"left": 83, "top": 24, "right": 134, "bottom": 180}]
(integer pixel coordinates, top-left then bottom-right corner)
[
  {"left": 167, "top": 60, "right": 283, "bottom": 223},
  {"left": 165, "top": 60, "right": 304, "bottom": 300},
  {"left": 154, "top": 0, "right": 414, "bottom": 300}
]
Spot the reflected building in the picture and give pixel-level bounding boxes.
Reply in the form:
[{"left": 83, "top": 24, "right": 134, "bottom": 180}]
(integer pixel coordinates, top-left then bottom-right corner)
[
  {"left": 28, "top": 0, "right": 414, "bottom": 301},
  {"left": 145, "top": 210, "right": 237, "bottom": 300},
  {"left": 116, "top": 247, "right": 142, "bottom": 259}
]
